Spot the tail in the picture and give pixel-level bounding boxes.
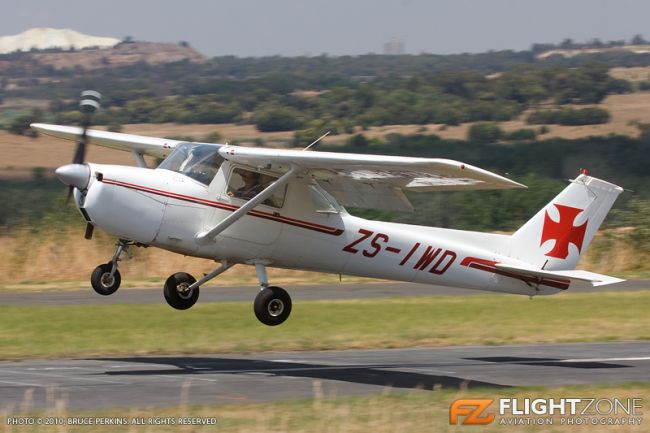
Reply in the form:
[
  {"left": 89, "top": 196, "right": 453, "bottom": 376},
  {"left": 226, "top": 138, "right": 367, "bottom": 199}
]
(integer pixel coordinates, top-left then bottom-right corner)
[{"left": 509, "top": 173, "right": 623, "bottom": 271}]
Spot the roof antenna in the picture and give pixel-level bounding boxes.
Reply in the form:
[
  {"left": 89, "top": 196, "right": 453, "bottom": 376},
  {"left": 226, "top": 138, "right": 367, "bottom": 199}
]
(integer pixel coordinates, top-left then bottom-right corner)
[{"left": 302, "top": 131, "right": 330, "bottom": 151}]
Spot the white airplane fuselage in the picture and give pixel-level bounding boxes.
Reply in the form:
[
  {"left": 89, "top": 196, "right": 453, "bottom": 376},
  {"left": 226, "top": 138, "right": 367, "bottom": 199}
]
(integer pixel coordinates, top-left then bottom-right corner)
[{"left": 77, "top": 162, "right": 560, "bottom": 297}]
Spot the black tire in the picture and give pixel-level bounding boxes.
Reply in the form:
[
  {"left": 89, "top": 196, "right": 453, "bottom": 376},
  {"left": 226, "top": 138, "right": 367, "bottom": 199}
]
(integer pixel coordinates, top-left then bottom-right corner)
[
  {"left": 164, "top": 272, "right": 199, "bottom": 310},
  {"left": 254, "top": 286, "right": 292, "bottom": 326},
  {"left": 91, "top": 263, "right": 121, "bottom": 295}
]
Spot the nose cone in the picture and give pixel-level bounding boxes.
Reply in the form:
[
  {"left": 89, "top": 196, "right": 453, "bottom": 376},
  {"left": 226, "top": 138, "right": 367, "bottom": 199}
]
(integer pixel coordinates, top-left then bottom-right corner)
[{"left": 55, "top": 164, "right": 90, "bottom": 189}]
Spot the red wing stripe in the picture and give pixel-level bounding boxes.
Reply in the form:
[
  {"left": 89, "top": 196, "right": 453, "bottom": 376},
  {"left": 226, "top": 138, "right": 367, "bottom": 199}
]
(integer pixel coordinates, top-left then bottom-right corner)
[
  {"left": 460, "top": 256, "right": 570, "bottom": 290},
  {"left": 101, "top": 178, "right": 343, "bottom": 236}
]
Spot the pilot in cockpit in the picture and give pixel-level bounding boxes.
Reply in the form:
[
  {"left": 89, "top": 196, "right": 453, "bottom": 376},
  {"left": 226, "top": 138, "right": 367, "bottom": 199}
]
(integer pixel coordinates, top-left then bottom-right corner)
[{"left": 233, "top": 170, "right": 263, "bottom": 199}]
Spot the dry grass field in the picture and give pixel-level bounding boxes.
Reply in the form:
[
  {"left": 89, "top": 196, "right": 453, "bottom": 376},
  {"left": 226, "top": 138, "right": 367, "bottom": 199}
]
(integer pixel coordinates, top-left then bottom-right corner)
[
  {"left": 0, "top": 228, "right": 376, "bottom": 290},
  {"left": 610, "top": 66, "right": 650, "bottom": 82},
  {"left": 0, "top": 225, "right": 643, "bottom": 290}
]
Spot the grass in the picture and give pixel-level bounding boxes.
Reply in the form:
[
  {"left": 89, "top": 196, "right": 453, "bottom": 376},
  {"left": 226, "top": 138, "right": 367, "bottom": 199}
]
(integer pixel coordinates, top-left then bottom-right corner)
[
  {"left": 0, "top": 291, "right": 648, "bottom": 360},
  {"left": 2, "top": 383, "right": 649, "bottom": 433},
  {"left": 1, "top": 224, "right": 646, "bottom": 291},
  {"left": 0, "top": 227, "right": 382, "bottom": 291}
]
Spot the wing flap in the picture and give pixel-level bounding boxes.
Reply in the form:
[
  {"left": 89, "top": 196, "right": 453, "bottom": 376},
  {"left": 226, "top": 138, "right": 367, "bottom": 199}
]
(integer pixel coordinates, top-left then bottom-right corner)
[
  {"left": 31, "top": 123, "right": 181, "bottom": 158},
  {"left": 316, "top": 178, "right": 414, "bottom": 212},
  {"left": 495, "top": 263, "right": 625, "bottom": 287}
]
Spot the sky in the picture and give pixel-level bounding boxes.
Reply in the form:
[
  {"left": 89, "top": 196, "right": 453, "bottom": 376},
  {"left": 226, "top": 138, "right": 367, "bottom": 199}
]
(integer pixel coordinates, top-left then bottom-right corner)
[{"left": 2, "top": 0, "right": 650, "bottom": 57}]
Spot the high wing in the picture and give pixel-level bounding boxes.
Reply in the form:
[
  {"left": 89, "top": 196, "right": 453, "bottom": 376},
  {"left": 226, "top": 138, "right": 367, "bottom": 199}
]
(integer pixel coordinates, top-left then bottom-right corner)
[
  {"left": 218, "top": 145, "right": 526, "bottom": 212},
  {"left": 33, "top": 123, "right": 525, "bottom": 212},
  {"left": 31, "top": 123, "right": 182, "bottom": 159}
]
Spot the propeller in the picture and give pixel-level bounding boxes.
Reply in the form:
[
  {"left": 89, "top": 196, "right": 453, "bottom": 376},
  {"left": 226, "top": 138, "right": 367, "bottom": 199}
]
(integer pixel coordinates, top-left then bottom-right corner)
[{"left": 67, "top": 90, "right": 101, "bottom": 202}]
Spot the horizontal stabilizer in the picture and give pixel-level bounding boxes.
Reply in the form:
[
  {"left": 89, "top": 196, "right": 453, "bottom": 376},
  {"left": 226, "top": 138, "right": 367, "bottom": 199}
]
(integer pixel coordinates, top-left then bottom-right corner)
[{"left": 495, "top": 263, "right": 625, "bottom": 287}]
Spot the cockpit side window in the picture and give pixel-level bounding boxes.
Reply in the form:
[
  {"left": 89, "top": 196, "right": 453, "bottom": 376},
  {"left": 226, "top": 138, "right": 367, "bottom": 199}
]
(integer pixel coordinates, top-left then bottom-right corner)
[
  {"left": 158, "top": 143, "right": 224, "bottom": 186},
  {"left": 227, "top": 167, "right": 286, "bottom": 208}
]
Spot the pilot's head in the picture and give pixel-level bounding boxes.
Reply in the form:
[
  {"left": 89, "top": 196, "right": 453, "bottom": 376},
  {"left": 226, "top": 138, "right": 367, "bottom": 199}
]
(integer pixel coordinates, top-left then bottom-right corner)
[{"left": 240, "top": 171, "right": 260, "bottom": 187}]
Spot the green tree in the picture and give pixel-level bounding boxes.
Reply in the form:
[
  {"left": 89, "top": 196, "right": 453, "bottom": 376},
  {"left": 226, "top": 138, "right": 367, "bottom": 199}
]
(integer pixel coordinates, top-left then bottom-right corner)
[
  {"left": 8, "top": 109, "right": 44, "bottom": 137},
  {"left": 253, "top": 104, "right": 304, "bottom": 132},
  {"left": 467, "top": 122, "right": 503, "bottom": 143},
  {"left": 347, "top": 133, "right": 368, "bottom": 148}
]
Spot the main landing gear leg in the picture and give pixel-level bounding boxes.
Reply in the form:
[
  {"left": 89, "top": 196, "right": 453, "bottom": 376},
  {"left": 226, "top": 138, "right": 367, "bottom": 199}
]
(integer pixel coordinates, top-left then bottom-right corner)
[
  {"left": 163, "top": 261, "right": 234, "bottom": 310},
  {"left": 253, "top": 263, "right": 292, "bottom": 326},
  {"left": 90, "top": 240, "right": 131, "bottom": 296}
]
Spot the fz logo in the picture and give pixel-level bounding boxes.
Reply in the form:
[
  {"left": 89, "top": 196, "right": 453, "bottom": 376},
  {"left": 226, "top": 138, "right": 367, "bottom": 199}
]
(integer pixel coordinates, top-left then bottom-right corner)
[
  {"left": 540, "top": 204, "right": 588, "bottom": 259},
  {"left": 449, "top": 399, "right": 494, "bottom": 425}
]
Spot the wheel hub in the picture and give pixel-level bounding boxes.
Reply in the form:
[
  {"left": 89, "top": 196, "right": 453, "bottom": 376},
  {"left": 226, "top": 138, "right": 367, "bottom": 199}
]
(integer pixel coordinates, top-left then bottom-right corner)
[
  {"left": 268, "top": 299, "right": 284, "bottom": 317},
  {"left": 176, "top": 282, "right": 193, "bottom": 299},
  {"left": 100, "top": 272, "right": 115, "bottom": 288}
]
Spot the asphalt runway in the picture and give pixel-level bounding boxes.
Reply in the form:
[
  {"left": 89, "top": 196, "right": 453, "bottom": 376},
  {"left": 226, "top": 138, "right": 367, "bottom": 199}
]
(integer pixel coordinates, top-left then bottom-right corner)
[
  {"left": 1, "top": 342, "right": 649, "bottom": 411},
  {"left": 1, "top": 280, "right": 648, "bottom": 305}
]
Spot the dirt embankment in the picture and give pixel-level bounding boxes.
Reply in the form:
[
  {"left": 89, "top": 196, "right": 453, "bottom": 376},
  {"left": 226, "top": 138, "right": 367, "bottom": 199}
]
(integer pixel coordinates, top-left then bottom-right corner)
[{"left": 0, "top": 42, "right": 204, "bottom": 74}]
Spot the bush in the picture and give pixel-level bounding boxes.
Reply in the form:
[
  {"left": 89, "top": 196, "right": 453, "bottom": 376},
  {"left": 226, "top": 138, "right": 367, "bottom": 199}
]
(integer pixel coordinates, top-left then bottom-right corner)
[
  {"left": 8, "top": 109, "right": 44, "bottom": 137},
  {"left": 467, "top": 122, "right": 503, "bottom": 143},
  {"left": 503, "top": 128, "right": 537, "bottom": 141},
  {"left": 526, "top": 107, "right": 610, "bottom": 125},
  {"left": 107, "top": 122, "right": 122, "bottom": 133},
  {"left": 253, "top": 105, "right": 304, "bottom": 132},
  {"left": 201, "top": 131, "right": 223, "bottom": 143},
  {"left": 347, "top": 133, "right": 368, "bottom": 147}
]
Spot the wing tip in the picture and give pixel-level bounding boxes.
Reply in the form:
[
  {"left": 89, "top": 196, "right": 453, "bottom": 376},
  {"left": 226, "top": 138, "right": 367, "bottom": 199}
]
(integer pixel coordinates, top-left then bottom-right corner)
[
  {"left": 506, "top": 178, "right": 527, "bottom": 189},
  {"left": 485, "top": 174, "right": 526, "bottom": 189}
]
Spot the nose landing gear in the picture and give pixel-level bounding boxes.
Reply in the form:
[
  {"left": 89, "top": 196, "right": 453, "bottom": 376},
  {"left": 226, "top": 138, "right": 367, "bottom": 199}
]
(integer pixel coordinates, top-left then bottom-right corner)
[{"left": 90, "top": 240, "right": 131, "bottom": 295}]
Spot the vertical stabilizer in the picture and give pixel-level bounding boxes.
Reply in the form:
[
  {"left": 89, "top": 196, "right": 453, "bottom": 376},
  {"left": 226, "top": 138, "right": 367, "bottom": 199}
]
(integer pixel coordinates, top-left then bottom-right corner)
[{"left": 509, "top": 174, "right": 623, "bottom": 270}]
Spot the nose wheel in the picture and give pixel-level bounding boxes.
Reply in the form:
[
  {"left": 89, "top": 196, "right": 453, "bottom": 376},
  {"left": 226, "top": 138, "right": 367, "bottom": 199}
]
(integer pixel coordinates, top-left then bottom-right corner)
[
  {"left": 90, "top": 240, "right": 130, "bottom": 295},
  {"left": 91, "top": 263, "right": 121, "bottom": 295},
  {"left": 254, "top": 286, "right": 292, "bottom": 326},
  {"left": 164, "top": 272, "right": 200, "bottom": 310}
]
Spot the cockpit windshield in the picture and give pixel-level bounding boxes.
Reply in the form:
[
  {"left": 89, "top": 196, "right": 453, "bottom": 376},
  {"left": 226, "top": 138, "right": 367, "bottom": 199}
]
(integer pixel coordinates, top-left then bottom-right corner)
[{"left": 158, "top": 143, "right": 224, "bottom": 185}]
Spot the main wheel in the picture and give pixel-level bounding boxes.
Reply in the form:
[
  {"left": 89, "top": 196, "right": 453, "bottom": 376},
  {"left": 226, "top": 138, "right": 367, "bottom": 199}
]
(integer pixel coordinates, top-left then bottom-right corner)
[
  {"left": 164, "top": 272, "right": 199, "bottom": 310},
  {"left": 254, "top": 286, "right": 292, "bottom": 326},
  {"left": 91, "top": 263, "right": 121, "bottom": 295}
]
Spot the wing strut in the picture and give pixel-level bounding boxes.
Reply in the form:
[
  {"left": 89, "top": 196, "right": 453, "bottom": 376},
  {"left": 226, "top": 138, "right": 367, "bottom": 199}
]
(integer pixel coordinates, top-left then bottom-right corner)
[{"left": 195, "top": 165, "right": 299, "bottom": 244}]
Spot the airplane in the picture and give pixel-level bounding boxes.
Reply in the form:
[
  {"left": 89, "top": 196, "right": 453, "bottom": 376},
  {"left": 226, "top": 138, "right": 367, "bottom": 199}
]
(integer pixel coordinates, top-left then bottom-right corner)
[{"left": 31, "top": 97, "right": 624, "bottom": 326}]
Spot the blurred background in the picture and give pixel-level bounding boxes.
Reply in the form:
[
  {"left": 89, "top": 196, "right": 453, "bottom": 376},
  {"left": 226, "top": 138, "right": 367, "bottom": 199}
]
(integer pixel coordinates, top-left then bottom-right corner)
[{"left": 0, "top": 1, "right": 649, "bottom": 287}]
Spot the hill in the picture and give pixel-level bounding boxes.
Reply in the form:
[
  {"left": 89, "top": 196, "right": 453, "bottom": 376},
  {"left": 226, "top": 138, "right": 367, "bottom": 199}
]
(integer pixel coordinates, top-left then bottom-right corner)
[
  {"left": 27, "top": 41, "right": 206, "bottom": 70},
  {"left": 537, "top": 44, "right": 650, "bottom": 59},
  {"left": 0, "top": 28, "right": 205, "bottom": 72},
  {"left": 0, "top": 27, "right": 119, "bottom": 54}
]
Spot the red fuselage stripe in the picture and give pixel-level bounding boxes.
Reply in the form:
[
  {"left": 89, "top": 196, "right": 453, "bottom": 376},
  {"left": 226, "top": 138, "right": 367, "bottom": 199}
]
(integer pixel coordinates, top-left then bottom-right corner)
[{"left": 101, "top": 178, "right": 344, "bottom": 236}]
